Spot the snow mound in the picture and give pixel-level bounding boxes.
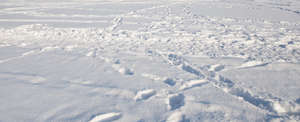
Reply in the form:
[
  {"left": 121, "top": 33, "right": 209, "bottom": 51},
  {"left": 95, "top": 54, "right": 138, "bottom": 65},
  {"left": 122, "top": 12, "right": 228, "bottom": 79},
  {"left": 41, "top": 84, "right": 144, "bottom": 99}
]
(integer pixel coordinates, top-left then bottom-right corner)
[{"left": 134, "top": 89, "right": 156, "bottom": 101}]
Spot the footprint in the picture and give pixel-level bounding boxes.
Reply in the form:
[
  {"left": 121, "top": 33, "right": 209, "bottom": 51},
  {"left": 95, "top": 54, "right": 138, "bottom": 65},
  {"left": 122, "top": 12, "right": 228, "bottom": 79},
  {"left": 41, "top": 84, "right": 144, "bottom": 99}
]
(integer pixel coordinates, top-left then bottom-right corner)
[
  {"left": 166, "top": 112, "right": 187, "bottom": 122},
  {"left": 134, "top": 89, "right": 156, "bottom": 101},
  {"left": 180, "top": 79, "right": 208, "bottom": 90},
  {"left": 209, "top": 64, "right": 225, "bottom": 72},
  {"left": 118, "top": 67, "right": 134, "bottom": 75},
  {"left": 112, "top": 64, "right": 134, "bottom": 75},
  {"left": 296, "top": 98, "right": 300, "bottom": 104},
  {"left": 89, "top": 112, "right": 122, "bottom": 122},
  {"left": 166, "top": 93, "right": 185, "bottom": 110},
  {"left": 141, "top": 74, "right": 176, "bottom": 86},
  {"left": 163, "top": 78, "right": 176, "bottom": 86},
  {"left": 180, "top": 64, "right": 203, "bottom": 77}
]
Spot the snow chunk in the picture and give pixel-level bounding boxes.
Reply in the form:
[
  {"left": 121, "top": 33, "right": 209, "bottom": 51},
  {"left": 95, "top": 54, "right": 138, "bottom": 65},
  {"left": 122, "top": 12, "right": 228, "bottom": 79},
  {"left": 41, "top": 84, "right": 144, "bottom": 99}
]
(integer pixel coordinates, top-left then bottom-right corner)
[
  {"left": 112, "top": 64, "right": 134, "bottom": 75},
  {"left": 180, "top": 79, "right": 207, "bottom": 90},
  {"left": 89, "top": 112, "right": 122, "bottom": 122},
  {"left": 134, "top": 89, "right": 156, "bottom": 101},
  {"left": 272, "top": 102, "right": 286, "bottom": 114},
  {"left": 118, "top": 68, "right": 134, "bottom": 75},
  {"left": 166, "top": 112, "right": 186, "bottom": 122}
]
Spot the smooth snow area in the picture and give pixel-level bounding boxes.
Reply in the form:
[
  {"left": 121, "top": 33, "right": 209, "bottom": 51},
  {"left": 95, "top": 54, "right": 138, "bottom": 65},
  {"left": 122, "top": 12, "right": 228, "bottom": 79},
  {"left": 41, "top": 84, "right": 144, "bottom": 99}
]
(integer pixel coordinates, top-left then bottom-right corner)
[{"left": 0, "top": 0, "right": 300, "bottom": 121}]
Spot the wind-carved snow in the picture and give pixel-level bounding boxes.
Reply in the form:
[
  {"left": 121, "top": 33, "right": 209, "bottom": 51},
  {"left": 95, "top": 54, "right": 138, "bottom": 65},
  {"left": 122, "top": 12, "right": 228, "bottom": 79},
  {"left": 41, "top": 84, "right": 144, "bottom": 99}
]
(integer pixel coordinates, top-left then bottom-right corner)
[
  {"left": 238, "top": 61, "right": 269, "bottom": 69},
  {"left": 89, "top": 112, "right": 122, "bottom": 122}
]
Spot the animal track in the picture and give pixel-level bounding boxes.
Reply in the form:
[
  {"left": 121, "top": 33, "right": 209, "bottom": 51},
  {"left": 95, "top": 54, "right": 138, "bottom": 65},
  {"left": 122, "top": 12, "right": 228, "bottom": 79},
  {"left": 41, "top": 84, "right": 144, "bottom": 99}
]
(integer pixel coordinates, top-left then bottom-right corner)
[{"left": 151, "top": 51, "right": 300, "bottom": 120}]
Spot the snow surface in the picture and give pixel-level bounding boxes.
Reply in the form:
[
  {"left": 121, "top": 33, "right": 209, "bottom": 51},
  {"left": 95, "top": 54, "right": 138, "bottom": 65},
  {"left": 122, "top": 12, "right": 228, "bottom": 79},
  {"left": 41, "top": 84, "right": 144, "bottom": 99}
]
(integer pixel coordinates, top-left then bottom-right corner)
[{"left": 0, "top": 0, "right": 300, "bottom": 121}]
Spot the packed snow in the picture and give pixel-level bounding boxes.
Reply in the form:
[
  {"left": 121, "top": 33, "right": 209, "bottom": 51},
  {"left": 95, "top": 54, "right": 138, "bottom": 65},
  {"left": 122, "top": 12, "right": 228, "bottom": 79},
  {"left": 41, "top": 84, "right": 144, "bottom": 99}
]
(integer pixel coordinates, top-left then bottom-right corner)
[{"left": 0, "top": 0, "right": 300, "bottom": 121}]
